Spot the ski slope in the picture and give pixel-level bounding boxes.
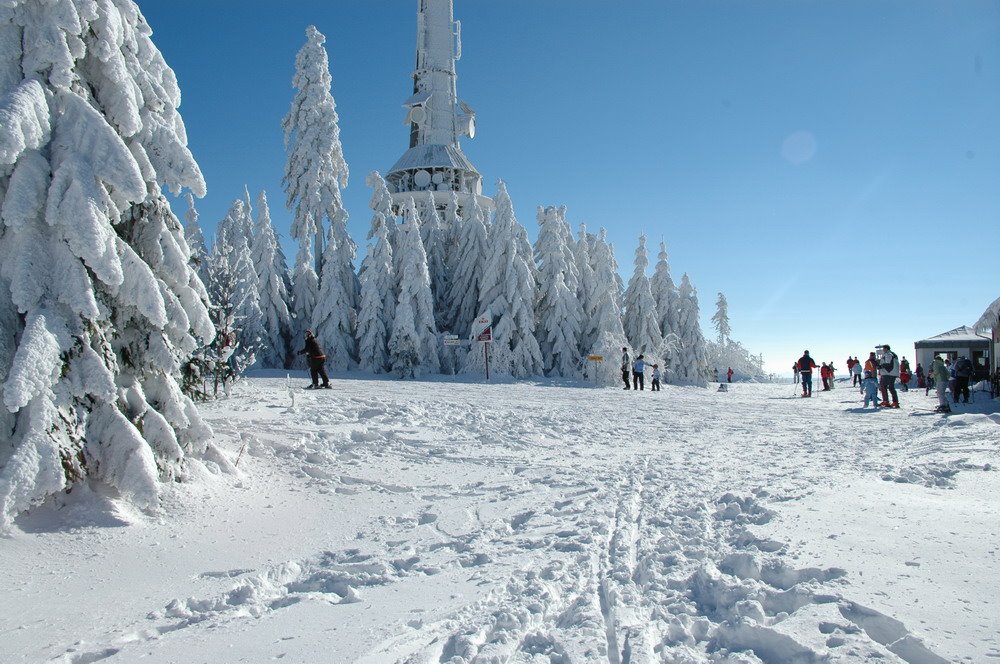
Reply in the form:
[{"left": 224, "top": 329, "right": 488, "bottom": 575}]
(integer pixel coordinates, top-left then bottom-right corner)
[{"left": 2, "top": 375, "right": 997, "bottom": 663}]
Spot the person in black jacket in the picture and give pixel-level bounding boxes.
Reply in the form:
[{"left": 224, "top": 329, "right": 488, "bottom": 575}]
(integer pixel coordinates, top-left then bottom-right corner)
[{"left": 299, "top": 330, "right": 330, "bottom": 389}]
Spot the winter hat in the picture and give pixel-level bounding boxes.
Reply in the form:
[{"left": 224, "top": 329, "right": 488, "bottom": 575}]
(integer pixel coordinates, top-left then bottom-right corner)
[
  {"left": 864, "top": 371, "right": 872, "bottom": 378},
  {"left": 304, "top": 329, "right": 314, "bottom": 337}
]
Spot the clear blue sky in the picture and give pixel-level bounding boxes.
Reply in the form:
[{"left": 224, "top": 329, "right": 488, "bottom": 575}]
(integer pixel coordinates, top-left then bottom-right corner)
[{"left": 142, "top": 1, "right": 1000, "bottom": 374}]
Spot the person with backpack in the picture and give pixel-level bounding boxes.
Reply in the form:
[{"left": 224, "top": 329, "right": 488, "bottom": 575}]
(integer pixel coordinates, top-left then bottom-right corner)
[
  {"left": 299, "top": 329, "right": 331, "bottom": 389},
  {"left": 931, "top": 354, "right": 951, "bottom": 413},
  {"left": 632, "top": 354, "right": 646, "bottom": 391},
  {"left": 797, "top": 350, "right": 816, "bottom": 397},
  {"left": 953, "top": 355, "right": 974, "bottom": 404},
  {"left": 621, "top": 347, "right": 631, "bottom": 390},
  {"left": 877, "top": 344, "right": 900, "bottom": 408}
]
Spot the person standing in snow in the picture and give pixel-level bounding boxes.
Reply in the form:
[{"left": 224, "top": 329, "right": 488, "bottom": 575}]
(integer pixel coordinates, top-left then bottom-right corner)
[
  {"left": 726, "top": 367, "right": 733, "bottom": 383},
  {"left": 797, "top": 351, "right": 816, "bottom": 397},
  {"left": 820, "top": 362, "right": 831, "bottom": 390},
  {"left": 877, "top": 344, "right": 900, "bottom": 408},
  {"left": 792, "top": 362, "right": 799, "bottom": 384},
  {"left": 931, "top": 355, "right": 951, "bottom": 413},
  {"left": 953, "top": 355, "right": 974, "bottom": 404},
  {"left": 651, "top": 364, "right": 661, "bottom": 391},
  {"left": 915, "top": 362, "right": 925, "bottom": 389},
  {"left": 299, "top": 329, "right": 331, "bottom": 389},
  {"left": 864, "top": 352, "right": 878, "bottom": 379},
  {"left": 828, "top": 363, "right": 836, "bottom": 389},
  {"left": 621, "top": 347, "right": 631, "bottom": 390},
  {"left": 899, "top": 356, "right": 911, "bottom": 392},
  {"left": 846, "top": 356, "right": 855, "bottom": 379},
  {"left": 862, "top": 370, "right": 880, "bottom": 408},
  {"left": 852, "top": 358, "right": 863, "bottom": 388},
  {"left": 632, "top": 354, "right": 646, "bottom": 391}
]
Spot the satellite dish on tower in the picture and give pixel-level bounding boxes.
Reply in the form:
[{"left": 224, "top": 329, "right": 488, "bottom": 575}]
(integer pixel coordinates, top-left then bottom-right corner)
[
  {"left": 414, "top": 170, "right": 431, "bottom": 188},
  {"left": 408, "top": 105, "right": 426, "bottom": 125}
]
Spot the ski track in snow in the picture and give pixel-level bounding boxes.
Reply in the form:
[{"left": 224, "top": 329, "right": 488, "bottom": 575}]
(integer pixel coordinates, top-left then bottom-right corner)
[{"left": 14, "top": 377, "right": 998, "bottom": 663}]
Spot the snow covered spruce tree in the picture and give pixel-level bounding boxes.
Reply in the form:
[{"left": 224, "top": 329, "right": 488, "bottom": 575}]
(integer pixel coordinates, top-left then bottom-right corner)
[
  {"left": 622, "top": 234, "right": 663, "bottom": 357},
  {"left": 419, "top": 191, "right": 449, "bottom": 331},
  {"left": 183, "top": 192, "right": 209, "bottom": 287},
  {"left": 0, "top": 0, "right": 217, "bottom": 529},
  {"left": 583, "top": 229, "right": 630, "bottom": 385},
  {"left": 534, "top": 206, "right": 582, "bottom": 377},
  {"left": 572, "top": 223, "right": 598, "bottom": 356},
  {"left": 356, "top": 172, "right": 395, "bottom": 374},
  {"left": 675, "top": 274, "right": 709, "bottom": 386},
  {"left": 711, "top": 291, "right": 731, "bottom": 344},
  {"left": 469, "top": 181, "right": 542, "bottom": 378},
  {"left": 447, "top": 191, "right": 488, "bottom": 339},
  {"left": 250, "top": 191, "right": 293, "bottom": 368},
  {"left": 313, "top": 210, "right": 358, "bottom": 371},
  {"left": 389, "top": 197, "right": 439, "bottom": 377},
  {"left": 650, "top": 240, "right": 682, "bottom": 380},
  {"left": 208, "top": 201, "right": 265, "bottom": 374},
  {"left": 283, "top": 25, "right": 353, "bottom": 343}
]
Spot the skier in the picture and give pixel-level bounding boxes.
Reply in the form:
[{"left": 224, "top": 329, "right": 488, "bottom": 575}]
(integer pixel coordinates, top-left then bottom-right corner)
[
  {"left": 931, "top": 354, "right": 951, "bottom": 413},
  {"left": 632, "top": 354, "right": 646, "bottom": 391},
  {"left": 953, "top": 355, "right": 974, "bottom": 404},
  {"left": 299, "top": 329, "right": 331, "bottom": 389},
  {"left": 651, "top": 364, "right": 661, "bottom": 391},
  {"left": 851, "top": 358, "right": 863, "bottom": 387},
  {"left": 726, "top": 367, "right": 733, "bottom": 383},
  {"left": 861, "top": 370, "right": 880, "bottom": 408},
  {"left": 797, "top": 350, "right": 816, "bottom": 397},
  {"left": 820, "top": 362, "right": 831, "bottom": 390},
  {"left": 877, "top": 344, "right": 900, "bottom": 408},
  {"left": 621, "top": 347, "right": 631, "bottom": 390}
]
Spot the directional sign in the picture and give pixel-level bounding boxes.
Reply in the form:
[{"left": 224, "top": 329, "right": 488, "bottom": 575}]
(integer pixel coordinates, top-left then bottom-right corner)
[
  {"left": 469, "top": 309, "right": 493, "bottom": 340},
  {"left": 587, "top": 355, "right": 604, "bottom": 361},
  {"left": 476, "top": 328, "right": 493, "bottom": 343}
]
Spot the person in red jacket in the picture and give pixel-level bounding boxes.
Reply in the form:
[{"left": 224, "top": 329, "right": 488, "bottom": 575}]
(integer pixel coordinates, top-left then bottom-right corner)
[
  {"left": 820, "top": 362, "right": 832, "bottom": 390},
  {"left": 797, "top": 351, "right": 817, "bottom": 397},
  {"left": 726, "top": 367, "right": 734, "bottom": 383}
]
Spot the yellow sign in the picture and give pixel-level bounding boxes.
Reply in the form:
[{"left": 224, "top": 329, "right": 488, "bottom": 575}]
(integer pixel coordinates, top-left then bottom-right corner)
[{"left": 587, "top": 355, "right": 604, "bottom": 361}]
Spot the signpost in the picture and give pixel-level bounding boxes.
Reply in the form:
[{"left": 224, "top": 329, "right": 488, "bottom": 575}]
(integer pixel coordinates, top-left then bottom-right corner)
[
  {"left": 443, "top": 334, "right": 463, "bottom": 346},
  {"left": 470, "top": 310, "right": 493, "bottom": 381}
]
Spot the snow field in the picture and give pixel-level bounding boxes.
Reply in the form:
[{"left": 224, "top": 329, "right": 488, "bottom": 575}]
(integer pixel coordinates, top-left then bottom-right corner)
[{"left": 1, "top": 376, "right": 997, "bottom": 663}]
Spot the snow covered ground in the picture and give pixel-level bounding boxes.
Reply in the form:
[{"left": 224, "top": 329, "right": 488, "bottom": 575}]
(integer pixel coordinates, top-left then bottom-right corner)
[{"left": 2, "top": 374, "right": 997, "bottom": 663}]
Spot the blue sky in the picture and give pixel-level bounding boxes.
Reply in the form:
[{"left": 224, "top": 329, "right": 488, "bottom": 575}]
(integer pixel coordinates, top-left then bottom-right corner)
[{"left": 142, "top": 1, "right": 1000, "bottom": 374}]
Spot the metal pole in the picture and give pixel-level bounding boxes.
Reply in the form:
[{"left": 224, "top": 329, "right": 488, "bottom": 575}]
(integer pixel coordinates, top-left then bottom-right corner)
[{"left": 484, "top": 342, "right": 490, "bottom": 381}]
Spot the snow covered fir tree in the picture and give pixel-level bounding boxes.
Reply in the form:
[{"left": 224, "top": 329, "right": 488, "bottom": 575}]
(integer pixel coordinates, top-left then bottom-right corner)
[{"left": 0, "top": 0, "right": 219, "bottom": 529}]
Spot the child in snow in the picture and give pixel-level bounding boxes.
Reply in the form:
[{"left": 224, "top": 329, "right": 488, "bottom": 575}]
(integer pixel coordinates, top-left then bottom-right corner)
[
  {"left": 651, "top": 364, "right": 661, "bottom": 391},
  {"left": 862, "top": 371, "right": 880, "bottom": 408}
]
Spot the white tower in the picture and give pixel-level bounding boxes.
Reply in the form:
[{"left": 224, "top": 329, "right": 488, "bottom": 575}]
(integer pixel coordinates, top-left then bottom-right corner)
[{"left": 387, "top": 0, "right": 491, "bottom": 211}]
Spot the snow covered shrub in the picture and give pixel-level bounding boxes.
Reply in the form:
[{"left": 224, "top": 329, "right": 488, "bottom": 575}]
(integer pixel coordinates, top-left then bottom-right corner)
[{"left": 0, "top": 1, "right": 213, "bottom": 529}]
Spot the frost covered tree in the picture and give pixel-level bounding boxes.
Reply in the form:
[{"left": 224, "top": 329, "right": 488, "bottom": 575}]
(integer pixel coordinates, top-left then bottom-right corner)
[
  {"left": 573, "top": 223, "right": 597, "bottom": 355},
  {"left": 675, "top": 274, "right": 709, "bottom": 386},
  {"left": 419, "top": 191, "right": 449, "bottom": 330},
  {"left": 447, "top": 192, "right": 488, "bottom": 338},
  {"left": 313, "top": 221, "right": 358, "bottom": 372},
  {"left": 356, "top": 172, "right": 396, "bottom": 374},
  {"left": 470, "top": 181, "right": 542, "bottom": 378},
  {"left": 0, "top": 0, "right": 217, "bottom": 529},
  {"left": 250, "top": 191, "right": 292, "bottom": 368},
  {"left": 282, "top": 25, "right": 350, "bottom": 277},
  {"left": 534, "top": 206, "right": 582, "bottom": 377},
  {"left": 390, "top": 198, "right": 438, "bottom": 376},
  {"left": 650, "top": 241, "right": 678, "bottom": 340},
  {"left": 208, "top": 217, "right": 265, "bottom": 370},
  {"left": 442, "top": 191, "right": 462, "bottom": 279},
  {"left": 183, "top": 192, "right": 209, "bottom": 287},
  {"left": 290, "top": 220, "right": 319, "bottom": 354},
  {"left": 711, "top": 291, "right": 731, "bottom": 344},
  {"left": 622, "top": 234, "right": 663, "bottom": 356},
  {"left": 583, "top": 229, "right": 630, "bottom": 385}
]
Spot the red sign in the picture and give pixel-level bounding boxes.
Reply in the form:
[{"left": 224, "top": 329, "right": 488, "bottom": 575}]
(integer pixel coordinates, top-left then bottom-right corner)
[{"left": 476, "top": 328, "right": 493, "bottom": 342}]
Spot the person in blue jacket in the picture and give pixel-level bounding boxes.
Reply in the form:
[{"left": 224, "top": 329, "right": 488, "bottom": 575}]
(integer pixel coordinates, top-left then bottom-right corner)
[
  {"left": 862, "top": 370, "right": 880, "bottom": 408},
  {"left": 632, "top": 354, "right": 646, "bottom": 391}
]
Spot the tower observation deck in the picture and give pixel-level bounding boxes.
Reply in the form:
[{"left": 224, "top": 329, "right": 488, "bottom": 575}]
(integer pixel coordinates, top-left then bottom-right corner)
[{"left": 386, "top": 0, "right": 491, "bottom": 212}]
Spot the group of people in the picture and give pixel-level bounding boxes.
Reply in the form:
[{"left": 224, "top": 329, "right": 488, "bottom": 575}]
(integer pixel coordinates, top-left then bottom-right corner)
[
  {"left": 795, "top": 345, "right": 986, "bottom": 413},
  {"left": 621, "top": 349, "right": 662, "bottom": 391}
]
